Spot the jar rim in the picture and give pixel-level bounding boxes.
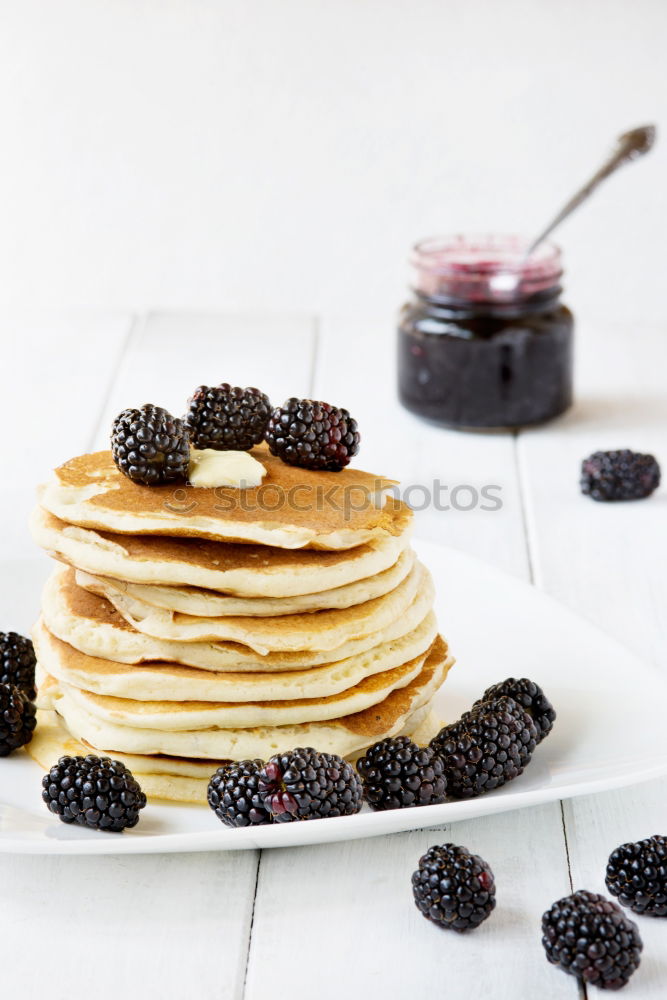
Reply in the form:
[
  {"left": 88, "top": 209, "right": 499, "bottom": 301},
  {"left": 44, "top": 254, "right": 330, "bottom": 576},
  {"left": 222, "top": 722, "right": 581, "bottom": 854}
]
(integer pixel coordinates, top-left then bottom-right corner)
[{"left": 411, "top": 234, "right": 563, "bottom": 303}]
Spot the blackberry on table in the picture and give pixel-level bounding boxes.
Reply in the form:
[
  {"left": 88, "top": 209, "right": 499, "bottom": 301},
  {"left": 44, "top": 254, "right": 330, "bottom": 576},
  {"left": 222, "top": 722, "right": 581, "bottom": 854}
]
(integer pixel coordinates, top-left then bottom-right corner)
[
  {"left": 356, "top": 736, "right": 447, "bottom": 811},
  {"left": 265, "top": 398, "right": 360, "bottom": 472},
  {"left": 208, "top": 759, "right": 272, "bottom": 827},
  {"left": 473, "top": 677, "right": 556, "bottom": 743},
  {"left": 42, "top": 755, "right": 147, "bottom": 832},
  {"left": 0, "top": 632, "right": 36, "bottom": 700},
  {"left": 542, "top": 890, "right": 642, "bottom": 990},
  {"left": 606, "top": 835, "right": 667, "bottom": 917},
  {"left": 430, "top": 696, "right": 537, "bottom": 799},
  {"left": 186, "top": 384, "right": 271, "bottom": 451},
  {"left": 0, "top": 682, "right": 36, "bottom": 756},
  {"left": 580, "top": 449, "right": 660, "bottom": 502},
  {"left": 257, "top": 747, "right": 363, "bottom": 822},
  {"left": 412, "top": 843, "right": 496, "bottom": 932},
  {"left": 111, "top": 404, "right": 190, "bottom": 486}
]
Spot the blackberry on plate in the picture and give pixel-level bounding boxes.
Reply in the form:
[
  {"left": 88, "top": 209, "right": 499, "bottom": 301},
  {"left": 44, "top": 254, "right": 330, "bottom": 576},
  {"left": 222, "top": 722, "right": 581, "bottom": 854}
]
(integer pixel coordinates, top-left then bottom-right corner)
[
  {"left": 265, "top": 398, "right": 360, "bottom": 472},
  {"left": 0, "top": 631, "right": 36, "bottom": 700},
  {"left": 580, "top": 449, "right": 660, "bottom": 502},
  {"left": 542, "top": 890, "right": 642, "bottom": 990},
  {"left": 606, "top": 835, "right": 667, "bottom": 917},
  {"left": 42, "top": 755, "right": 147, "bottom": 832},
  {"left": 412, "top": 843, "right": 496, "bottom": 932},
  {"left": 0, "top": 682, "right": 36, "bottom": 756},
  {"left": 257, "top": 747, "right": 363, "bottom": 822},
  {"left": 356, "top": 736, "right": 447, "bottom": 811},
  {"left": 433, "top": 694, "right": 537, "bottom": 759},
  {"left": 186, "top": 384, "right": 271, "bottom": 451},
  {"left": 111, "top": 404, "right": 190, "bottom": 486},
  {"left": 473, "top": 677, "right": 556, "bottom": 743},
  {"left": 208, "top": 759, "right": 272, "bottom": 827},
  {"left": 430, "top": 696, "right": 537, "bottom": 799}
]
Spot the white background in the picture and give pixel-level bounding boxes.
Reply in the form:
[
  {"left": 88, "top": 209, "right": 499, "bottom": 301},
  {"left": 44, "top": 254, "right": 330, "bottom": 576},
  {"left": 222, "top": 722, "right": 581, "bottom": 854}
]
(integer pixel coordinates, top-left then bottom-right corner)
[
  {"left": 1, "top": 5, "right": 667, "bottom": 998},
  {"left": 0, "top": 0, "right": 665, "bottom": 325}
]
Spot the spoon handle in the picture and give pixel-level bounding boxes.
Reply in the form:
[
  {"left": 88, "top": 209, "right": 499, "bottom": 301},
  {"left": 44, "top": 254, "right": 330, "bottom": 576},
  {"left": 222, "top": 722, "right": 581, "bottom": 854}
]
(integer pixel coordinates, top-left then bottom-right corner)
[{"left": 527, "top": 125, "right": 656, "bottom": 255}]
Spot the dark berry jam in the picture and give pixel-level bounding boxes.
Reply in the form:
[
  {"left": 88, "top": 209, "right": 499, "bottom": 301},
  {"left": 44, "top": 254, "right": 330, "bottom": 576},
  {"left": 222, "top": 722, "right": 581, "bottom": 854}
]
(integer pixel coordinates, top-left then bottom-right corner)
[{"left": 398, "top": 235, "right": 574, "bottom": 429}]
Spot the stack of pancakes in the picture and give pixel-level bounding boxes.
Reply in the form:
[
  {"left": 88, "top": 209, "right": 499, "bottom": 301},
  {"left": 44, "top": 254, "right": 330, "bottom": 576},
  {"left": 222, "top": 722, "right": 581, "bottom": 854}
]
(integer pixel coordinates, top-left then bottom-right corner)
[{"left": 29, "top": 446, "right": 453, "bottom": 803}]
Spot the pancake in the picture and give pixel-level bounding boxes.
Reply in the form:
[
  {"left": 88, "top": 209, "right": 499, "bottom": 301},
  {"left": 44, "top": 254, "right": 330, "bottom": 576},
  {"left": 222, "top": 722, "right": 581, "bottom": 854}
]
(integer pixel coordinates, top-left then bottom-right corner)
[
  {"left": 30, "top": 441, "right": 453, "bottom": 806},
  {"left": 26, "top": 704, "right": 440, "bottom": 803},
  {"left": 74, "top": 562, "right": 431, "bottom": 653},
  {"left": 30, "top": 506, "right": 411, "bottom": 597},
  {"left": 27, "top": 709, "right": 232, "bottom": 803},
  {"left": 37, "top": 636, "right": 452, "bottom": 760},
  {"left": 42, "top": 566, "right": 436, "bottom": 671},
  {"left": 41, "top": 641, "right": 434, "bottom": 728},
  {"left": 32, "top": 613, "right": 440, "bottom": 702},
  {"left": 402, "top": 709, "right": 443, "bottom": 748},
  {"left": 76, "top": 548, "right": 415, "bottom": 618},
  {"left": 38, "top": 446, "right": 412, "bottom": 550}
]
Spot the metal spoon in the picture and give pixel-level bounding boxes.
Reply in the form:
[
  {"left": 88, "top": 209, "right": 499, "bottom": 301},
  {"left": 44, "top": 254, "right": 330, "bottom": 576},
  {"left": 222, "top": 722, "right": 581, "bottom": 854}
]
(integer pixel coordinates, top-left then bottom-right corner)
[{"left": 527, "top": 124, "right": 656, "bottom": 255}]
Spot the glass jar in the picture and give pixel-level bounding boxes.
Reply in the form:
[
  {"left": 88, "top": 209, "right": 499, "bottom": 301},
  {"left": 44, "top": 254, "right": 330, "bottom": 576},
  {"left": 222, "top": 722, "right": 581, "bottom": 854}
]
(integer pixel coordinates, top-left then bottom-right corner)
[{"left": 398, "top": 235, "right": 574, "bottom": 429}]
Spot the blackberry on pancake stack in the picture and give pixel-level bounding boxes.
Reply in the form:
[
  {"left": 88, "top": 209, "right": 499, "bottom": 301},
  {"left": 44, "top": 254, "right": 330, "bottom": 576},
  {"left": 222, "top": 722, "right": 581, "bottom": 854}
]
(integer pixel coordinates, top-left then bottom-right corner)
[{"left": 28, "top": 395, "right": 453, "bottom": 804}]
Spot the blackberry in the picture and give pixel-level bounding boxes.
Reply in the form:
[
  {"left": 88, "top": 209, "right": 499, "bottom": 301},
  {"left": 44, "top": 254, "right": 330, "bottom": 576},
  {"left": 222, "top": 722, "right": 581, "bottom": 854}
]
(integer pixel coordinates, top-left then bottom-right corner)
[
  {"left": 42, "top": 755, "right": 147, "bottom": 832},
  {"left": 433, "top": 694, "right": 536, "bottom": 757},
  {"left": 430, "top": 696, "right": 537, "bottom": 799},
  {"left": 542, "top": 890, "right": 642, "bottom": 990},
  {"left": 111, "top": 404, "right": 190, "bottom": 486},
  {"left": 606, "top": 835, "right": 667, "bottom": 917},
  {"left": 412, "top": 843, "right": 496, "bottom": 932},
  {"left": 265, "top": 398, "right": 360, "bottom": 472},
  {"left": 356, "top": 736, "right": 447, "bottom": 811},
  {"left": 0, "top": 631, "right": 36, "bottom": 700},
  {"left": 0, "top": 682, "right": 36, "bottom": 756},
  {"left": 186, "top": 384, "right": 271, "bottom": 451},
  {"left": 207, "top": 759, "right": 272, "bottom": 827},
  {"left": 257, "top": 747, "right": 363, "bottom": 822},
  {"left": 473, "top": 677, "right": 556, "bottom": 743},
  {"left": 581, "top": 449, "right": 660, "bottom": 502}
]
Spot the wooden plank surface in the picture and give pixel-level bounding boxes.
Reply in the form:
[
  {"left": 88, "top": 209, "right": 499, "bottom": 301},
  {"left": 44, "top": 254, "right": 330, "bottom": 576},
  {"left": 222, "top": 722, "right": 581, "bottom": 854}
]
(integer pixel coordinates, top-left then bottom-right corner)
[
  {"left": 520, "top": 322, "right": 667, "bottom": 997},
  {"left": 2, "top": 850, "right": 259, "bottom": 1000},
  {"left": 0, "top": 311, "right": 317, "bottom": 1000},
  {"left": 0, "top": 310, "right": 132, "bottom": 561},
  {"left": 245, "top": 808, "right": 575, "bottom": 1000},
  {"left": 2, "top": 312, "right": 665, "bottom": 999},
  {"left": 243, "top": 317, "right": 577, "bottom": 999}
]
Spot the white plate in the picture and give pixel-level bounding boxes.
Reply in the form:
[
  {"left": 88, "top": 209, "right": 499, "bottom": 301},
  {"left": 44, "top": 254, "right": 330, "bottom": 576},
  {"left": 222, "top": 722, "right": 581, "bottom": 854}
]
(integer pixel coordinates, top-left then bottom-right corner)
[{"left": 2, "top": 541, "right": 666, "bottom": 855}]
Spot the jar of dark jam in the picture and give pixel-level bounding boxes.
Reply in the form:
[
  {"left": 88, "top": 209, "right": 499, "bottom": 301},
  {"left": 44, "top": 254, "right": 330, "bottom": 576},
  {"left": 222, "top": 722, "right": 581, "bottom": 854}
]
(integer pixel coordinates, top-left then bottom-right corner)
[{"left": 398, "top": 235, "right": 574, "bottom": 429}]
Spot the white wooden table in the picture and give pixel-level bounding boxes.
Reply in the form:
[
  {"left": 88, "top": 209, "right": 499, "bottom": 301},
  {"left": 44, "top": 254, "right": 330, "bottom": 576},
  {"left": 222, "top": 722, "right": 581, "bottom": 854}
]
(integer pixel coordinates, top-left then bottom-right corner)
[{"left": 2, "top": 311, "right": 666, "bottom": 999}]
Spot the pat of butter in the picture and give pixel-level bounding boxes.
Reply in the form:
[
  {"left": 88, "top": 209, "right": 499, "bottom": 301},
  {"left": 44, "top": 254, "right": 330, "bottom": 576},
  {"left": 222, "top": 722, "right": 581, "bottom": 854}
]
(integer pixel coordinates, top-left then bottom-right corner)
[{"left": 188, "top": 449, "right": 267, "bottom": 489}]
